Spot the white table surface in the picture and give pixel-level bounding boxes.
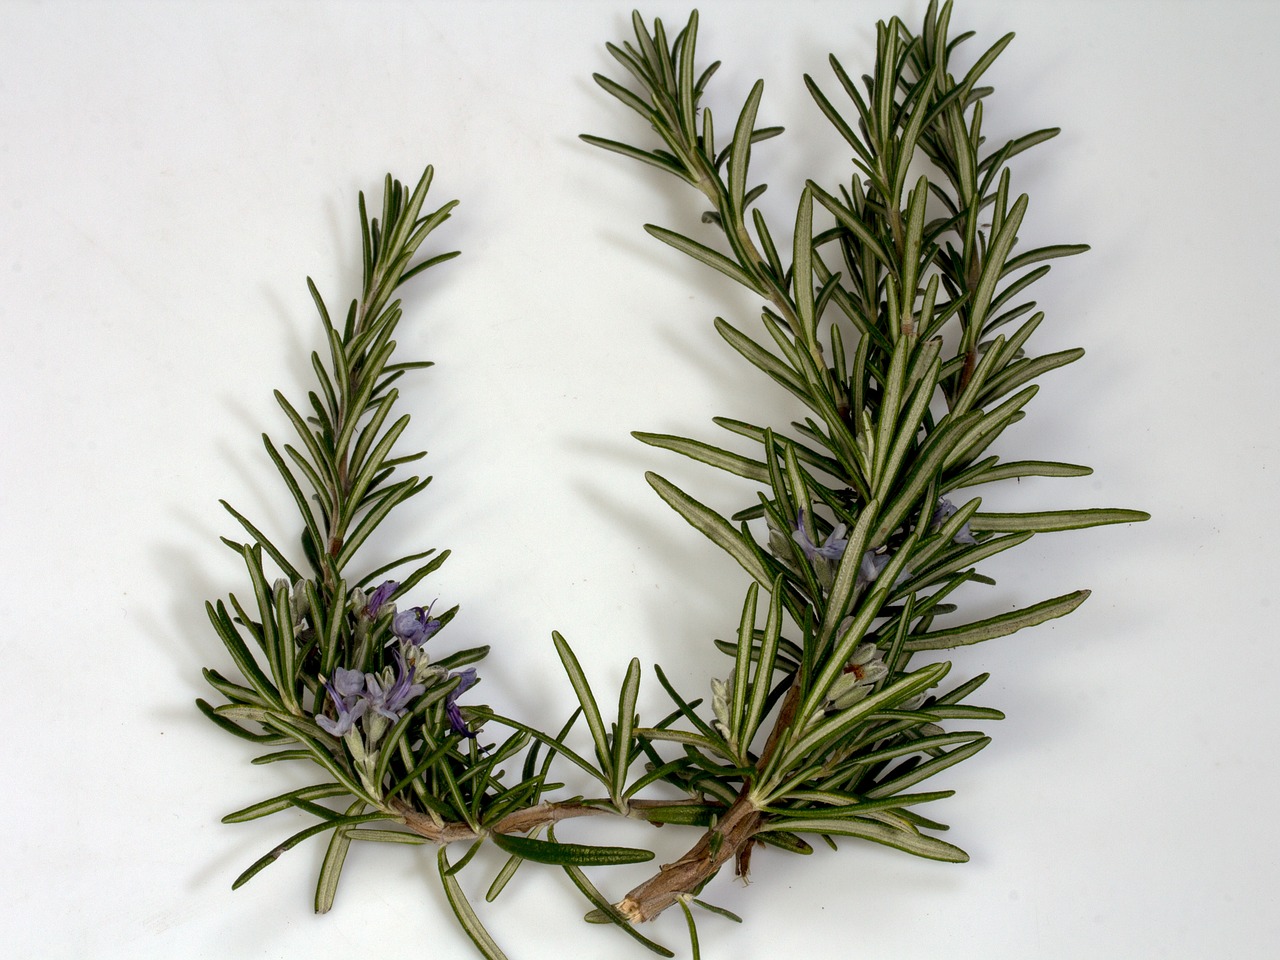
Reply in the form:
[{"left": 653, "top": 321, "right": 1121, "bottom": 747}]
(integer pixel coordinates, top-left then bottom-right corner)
[{"left": 2, "top": 1, "right": 1274, "bottom": 957}]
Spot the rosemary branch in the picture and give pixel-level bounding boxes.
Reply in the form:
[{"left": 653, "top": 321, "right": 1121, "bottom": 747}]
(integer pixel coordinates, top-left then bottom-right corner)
[
  {"left": 199, "top": 6, "right": 1146, "bottom": 957},
  {"left": 585, "top": 3, "right": 1148, "bottom": 923}
]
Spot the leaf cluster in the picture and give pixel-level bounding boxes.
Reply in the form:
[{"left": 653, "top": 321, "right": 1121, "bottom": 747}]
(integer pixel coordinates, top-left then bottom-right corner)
[
  {"left": 583, "top": 1, "right": 1148, "bottom": 916},
  {"left": 195, "top": 5, "right": 1149, "bottom": 959},
  {"left": 197, "top": 171, "right": 674, "bottom": 958},
  {"left": 196, "top": 170, "right": 543, "bottom": 917}
]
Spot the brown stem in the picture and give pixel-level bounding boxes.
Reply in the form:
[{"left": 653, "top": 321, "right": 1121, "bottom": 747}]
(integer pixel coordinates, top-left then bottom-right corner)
[
  {"left": 756, "top": 680, "right": 802, "bottom": 771},
  {"left": 616, "top": 789, "right": 763, "bottom": 923},
  {"left": 612, "top": 680, "right": 803, "bottom": 923},
  {"left": 388, "top": 797, "right": 712, "bottom": 845},
  {"left": 956, "top": 346, "right": 977, "bottom": 399},
  {"left": 390, "top": 799, "right": 477, "bottom": 843}
]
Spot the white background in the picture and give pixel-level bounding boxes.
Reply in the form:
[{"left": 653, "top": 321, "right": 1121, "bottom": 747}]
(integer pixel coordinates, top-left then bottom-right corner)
[{"left": 2, "top": 1, "right": 1275, "bottom": 957}]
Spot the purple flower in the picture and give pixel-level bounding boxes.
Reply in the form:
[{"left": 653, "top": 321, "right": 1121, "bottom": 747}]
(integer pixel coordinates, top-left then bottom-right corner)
[
  {"left": 392, "top": 603, "right": 442, "bottom": 645},
  {"left": 367, "top": 650, "right": 426, "bottom": 721},
  {"left": 367, "top": 580, "right": 399, "bottom": 617},
  {"left": 444, "top": 668, "right": 477, "bottom": 738},
  {"left": 331, "top": 666, "right": 366, "bottom": 699},
  {"left": 857, "top": 550, "right": 891, "bottom": 587},
  {"left": 932, "top": 498, "right": 976, "bottom": 545},
  {"left": 792, "top": 509, "right": 849, "bottom": 561},
  {"left": 316, "top": 667, "right": 369, "bottom": 737}
]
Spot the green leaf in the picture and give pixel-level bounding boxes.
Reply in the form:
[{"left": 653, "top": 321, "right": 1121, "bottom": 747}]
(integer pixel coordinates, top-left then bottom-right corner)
[
  {"left": 759, "top": 816, "right": 968, "bottom": 862},
  {"left": 205, "top": 601, "right": 278, "bottom": 706},
  {"left": 675, "top": 11, "right": 700, "bottom": 139},
  {"left": 488, "top": 831, "right": 654, "bottom": 867},
  {"left": 200, "top": 667, "right": 266, "bottom": 707},
  {"left": 580, "top": 134, "right": 688, "bottom": 179},
  {"left": 346, "top": 409, "right": 410, "bottom": 512},
  {"left": 644, "top": 224, "right": 764, "bottom": 293},
  {"left": 747, "top": 578, "right": 783, "bottom": 752},
  {"left": 713, "top": 416, "right": 842, "bottom": 476},
  {"left": 392, "top": 547, "right": 450, "bottom": 597},
  {"left": 804, "top": 72, "right": 869, "bottom": 162},
  {"left": 950, "top": 458, "right": 1092, "bottom": 487},
  {"left": 866, "top": 737, "right": 992, "bottom": 799},
  {"left": 944, "top": 387, "right": 1036, "bottom": 471},
  {"left": 769, "top": 790, "right": 955, "bottom": 816},
  {"left": 652, "top": 663, "right": 721, "bottom": 743},
  {"left": 250, "top": 749, "right": 312, "bottom": 764},
  {"left": 809, "top": 181, "right": 893, "bottom": 269},
  {"left": 586, "top": 75, "right": 655, "bottom": 124},
  {"left": 967, "top": 193, "right": 1027, "bottom": 336},
  {"left": 729, "top": 582, "right": 759, "bottom": 751},
  {"left": 792, "top": 186, "right": 816, "bottom": 341},
  {"left": 1001, "top": 243, "right": 1089, "bottom": 276},
  {"left": 333, "top": 476, "right": 425, "bottom": 570},
  {"left": 221, "top": 783, "right": 349, "bottom": 823},
  {"left": 977, "top": 348, "right": 1085, "bottom": 405},
  {"left": 438, "top": 848, "right": 510, "bottom": 960},
  {"left": 852, "top": 731, "right": 988, "bottom": 766},
  {"left": 812, "top": 497, "right": 880, "bottom": 656},
  {"left": 433, "top": 644, "right": 491, "bottom": 671},
  {"left": 970, "top": 508, "right": 1150, "bottom": 533},
  {"left": 677, "top": 896, "right": 702, "bottom": 960},
  {"left": 232, "top": 811, "right": 387, "bottom": 890},
  {"left": 271, "top": 578, "right": 299, "bottom": 713},
  {"left": 473, "top": 709, "right": 609, "bottom": 789},
  {"left": 691, "top": 898, "right": 743, "bottom": 923},
  {"left": 274, "top": 390, "right": 337, "bottom": 492},
  {"left": 553, "top": 828, "right": 675, "bottom": 958},
  {"left": 633, "top": 432, "right": 769, "bottom": 482},
  {"left": 906, "top": 590, "right": 1090, "bottom": 650},
  {"left": 728, "top": 79, "right": 764, "bottom": 217},
  {"left": 259, "top": 714, "right": 377, "bottom": 805},
  {"left": 978, "top": 127, "right": 1060, "bottom": 174},
  {"left": 485, "top": 847, "right": 528, "bottom": 903},
  {"left": 875, "top": 350, "right": 942, "bottom": 501},
  {"left": 755, "top": 830, "right": 814, "bottom": 854},
  {"left": 713, "top": 318, "right": 807, "bottom": 400},
  {"left": 261, "top": 435, "right": 326, "bottom": 574},
  {"left": 612, "top": 658, "right": 642, "bottom": 803},
  {"left": 635, "top": 803, "right": 719, "bottom": 826},
  {"left": 218, "top": 500, "right": 301, "bottom": 582},
  {"left": 633, "top": 727, "right": 730, "bottom": 757},
  {"left": 195, "top": 698, "right": 288, "bottom": 744},
  {"left": 645, "top": 472, "right": 771, "bottom": 587},
  {"left": 779, "top": 661, "right": 951, "bottom": 780},
  {"left": 874, "top": 409, "right": 983, "bottom": 543},
  {"left": 346, "top": 829, "right": 426, "bottom": 844},
  {"left": 315, "top": 799, "right": 364, "bottom": 914},
  {"left": 552, "top": 632, "right": 613, "bottom": 783}
]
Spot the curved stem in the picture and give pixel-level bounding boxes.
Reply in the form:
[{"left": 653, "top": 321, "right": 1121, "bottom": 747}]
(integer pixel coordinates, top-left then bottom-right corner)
[
  {"left": 617, "top": 790, "right": 763, "bottom": 923},
  {"left": 389, "top": 796, "right": 714, "bottom": 844}
]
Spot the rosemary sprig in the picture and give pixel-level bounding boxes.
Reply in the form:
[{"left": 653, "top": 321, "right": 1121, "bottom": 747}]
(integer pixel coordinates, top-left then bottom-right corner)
[
  {"left": 199, "top": 5, "right": 1147, "bottom": 956},
  {"left": 198, "top": 170, "right": 700, "bottom": 954},
  {"left": 584, "top": 3, "right": 1148, "bottom": 923}
]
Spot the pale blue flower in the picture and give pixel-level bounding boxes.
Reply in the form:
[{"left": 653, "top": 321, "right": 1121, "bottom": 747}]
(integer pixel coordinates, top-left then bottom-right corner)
[
  {"left": 367, "top": 650, "right": 426, "bottom": 721},
  {"left": 933, "top": 497, "right": 976, "bottom": 545},
  {"left": 332, "top": 666, "right": 366, "bottom": 698},
  {"left": 792, "top": 509, "right": 849, "bottom": 561},
  {"left": 445, "top": 668, "right": 477, "bottom": 738},
  {"left": 793, "top": 510, "right": 896, "bottom": 588},
  {"left": 367, "top": 580, "right": 399, "bottom": 617},
  {"left": 393, "top": 602, "right": 442, "bottom": 645},
  {"left": 857, "top": 550, "right": 890, "bottom": 587},
  {"left": 317, "top": 668, "right": 369, "bottom": 737}
]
